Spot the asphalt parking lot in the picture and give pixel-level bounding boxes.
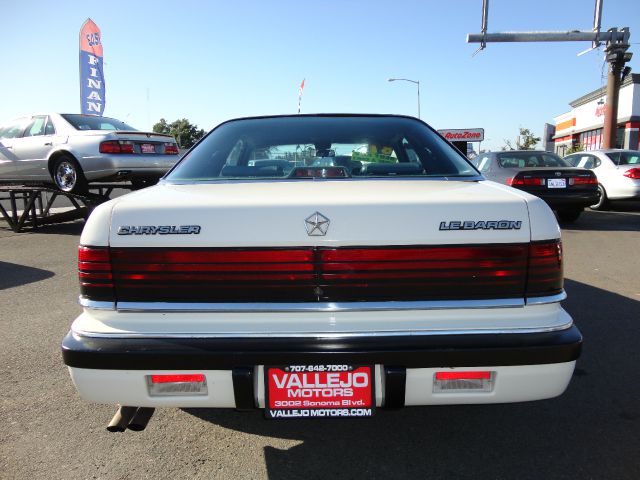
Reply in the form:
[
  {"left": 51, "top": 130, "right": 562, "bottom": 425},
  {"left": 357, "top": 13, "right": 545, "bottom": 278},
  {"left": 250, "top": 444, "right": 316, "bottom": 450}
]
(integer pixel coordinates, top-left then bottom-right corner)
[{"left": 1, "top": 203, "right": 639, "bottom": 480}]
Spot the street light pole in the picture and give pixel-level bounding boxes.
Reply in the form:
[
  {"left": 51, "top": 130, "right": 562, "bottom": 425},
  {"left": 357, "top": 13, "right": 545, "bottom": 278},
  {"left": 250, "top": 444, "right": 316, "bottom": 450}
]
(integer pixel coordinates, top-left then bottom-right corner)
[{"left": 388, "top": 78, "right": 421, "bottom": 119}]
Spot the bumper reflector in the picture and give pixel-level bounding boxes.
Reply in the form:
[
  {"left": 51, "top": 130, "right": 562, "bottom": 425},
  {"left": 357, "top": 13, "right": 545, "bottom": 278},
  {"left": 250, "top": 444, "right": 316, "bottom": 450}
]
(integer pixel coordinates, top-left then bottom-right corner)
[
  {"left": 433, "top": 371, "right": 494, "bottom": 393},
  {"left": 147, "top": 374, "right": 208, "bottom": 396}
]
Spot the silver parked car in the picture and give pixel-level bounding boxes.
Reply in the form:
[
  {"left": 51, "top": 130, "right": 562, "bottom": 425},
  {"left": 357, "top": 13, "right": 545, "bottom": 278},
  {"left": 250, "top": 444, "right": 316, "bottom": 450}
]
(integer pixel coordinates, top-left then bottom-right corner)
[
  {"left": 471, "top": 150, "right": 599, "bottom": 222},
  {"left": 0, "top": 114, "right": 180, "bottom": 193},
  {"left": 564, "top": 149, "right": 640, "bottom": 210}
]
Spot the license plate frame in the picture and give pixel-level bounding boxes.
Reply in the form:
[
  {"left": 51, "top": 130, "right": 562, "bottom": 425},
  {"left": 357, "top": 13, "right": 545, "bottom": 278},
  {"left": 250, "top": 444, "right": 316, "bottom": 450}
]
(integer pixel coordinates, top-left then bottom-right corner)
[
  {"left": 547, "top": 178, "right": 567, "bottom": 188},
  {"left": 140, "top": 143, "right": 156, "bottom": 154},
  {"left": 264, "top": 364, "right": 375, "bottom": 419}
]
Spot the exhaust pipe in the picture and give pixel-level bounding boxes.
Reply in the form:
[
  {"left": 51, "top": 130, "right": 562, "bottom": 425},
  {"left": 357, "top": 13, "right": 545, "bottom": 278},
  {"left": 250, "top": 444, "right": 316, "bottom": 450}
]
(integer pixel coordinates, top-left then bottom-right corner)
[
  {"left": 127, "top": 408, "right": 155, "bottom": 431},
  {"left": 106, "top": 406, "right": 138, "bottom": 432}
]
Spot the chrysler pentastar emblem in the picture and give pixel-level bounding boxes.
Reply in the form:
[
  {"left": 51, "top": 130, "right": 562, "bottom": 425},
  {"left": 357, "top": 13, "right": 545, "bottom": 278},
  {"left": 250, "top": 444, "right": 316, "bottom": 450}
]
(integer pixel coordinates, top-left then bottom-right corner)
[{"left": 305, "top": 212, "right": 330, "bottom": 236}]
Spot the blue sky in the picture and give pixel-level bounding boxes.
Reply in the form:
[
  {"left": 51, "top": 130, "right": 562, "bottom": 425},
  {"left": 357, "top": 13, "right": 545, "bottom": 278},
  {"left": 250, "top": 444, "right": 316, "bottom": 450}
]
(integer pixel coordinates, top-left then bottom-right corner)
[{"left": 2, "top": 0, "right": 639, "bottom": 150}]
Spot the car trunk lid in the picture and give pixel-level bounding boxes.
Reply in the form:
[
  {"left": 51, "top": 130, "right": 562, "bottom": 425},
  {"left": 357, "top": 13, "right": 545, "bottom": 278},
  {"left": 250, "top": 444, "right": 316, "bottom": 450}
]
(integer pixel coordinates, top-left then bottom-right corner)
[
  {"left": 108, "top": 180, "right": 531, "bottom": 247},
  {"left": 78, "top": 180, "right": 566, "bottom": 304}
]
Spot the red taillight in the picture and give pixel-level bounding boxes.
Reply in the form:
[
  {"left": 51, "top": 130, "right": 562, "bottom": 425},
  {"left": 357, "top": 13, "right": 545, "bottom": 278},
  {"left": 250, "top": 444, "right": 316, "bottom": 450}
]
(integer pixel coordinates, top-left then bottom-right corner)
[
  {"left": 78, "top": 246, "right": 110, "bottom": 262},
  {"left": 150, "top": 374, "right": 205, "bottom": 383},
  {"left": 106, "top": 245, "right": 530, "bottom": 303},
  {"left": 120, "top": 142, "right": 134, "bottom": 154},
  {"left": 433, "top": 370, "right": 495, "bottom": 392},
  {"left": 164, "top": 143, "right": 179, "bottom": 155},
  {"left": 99, "top": 141, "right": 120, "bottom": 153},
  {"left": 88, "top": 243, "right": 563, "bottom": 303},
  {"left": 99, "top": 140, "right": 134, "bottom": 154},
  {"left": 526, "top": 240, "right": 563, "bottom": 298},
  {"left": 147, "top": 373, "right": 208, "bottom": 396},
  {"left": 78, "top": 246, "right": 114, "bottom": 301},
  {"left": 507, "top": 177, "right": 545, "bottom": 186},
  {"left": 435, "top": 371, "right": 492, "bottom": 381},
  {"left": 623, "top": 168, "right": 640, "bottom": 179},
  {"left": 569, "top": 175, "right": 598, "bottom": 185}
]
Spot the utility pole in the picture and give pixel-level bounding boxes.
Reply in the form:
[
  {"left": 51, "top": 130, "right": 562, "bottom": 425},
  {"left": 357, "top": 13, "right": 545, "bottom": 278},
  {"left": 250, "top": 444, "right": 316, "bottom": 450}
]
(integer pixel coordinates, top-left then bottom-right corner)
[
  {"left": 467, "top": 0, "right": 632, "bottom": 149},
  {"left": 603, "top": 31, "right": 632, "bottom": 148}
]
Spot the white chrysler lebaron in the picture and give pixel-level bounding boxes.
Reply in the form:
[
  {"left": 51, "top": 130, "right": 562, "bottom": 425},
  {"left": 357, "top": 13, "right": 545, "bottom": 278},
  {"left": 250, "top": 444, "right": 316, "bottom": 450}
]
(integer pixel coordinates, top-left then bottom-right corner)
[{"left": 62, "top": 115, "right": 581, "bottom": 423}]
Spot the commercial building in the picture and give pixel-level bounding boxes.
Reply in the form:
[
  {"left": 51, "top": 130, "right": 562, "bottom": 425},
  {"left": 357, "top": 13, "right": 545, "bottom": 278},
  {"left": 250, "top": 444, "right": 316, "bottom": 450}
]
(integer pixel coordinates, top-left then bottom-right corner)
[
  {"left": 437, "top": 128, "right": 484, "bottom": 158},
  {"left": 552, "top": 73, "right": 640, "bottom": 155}
]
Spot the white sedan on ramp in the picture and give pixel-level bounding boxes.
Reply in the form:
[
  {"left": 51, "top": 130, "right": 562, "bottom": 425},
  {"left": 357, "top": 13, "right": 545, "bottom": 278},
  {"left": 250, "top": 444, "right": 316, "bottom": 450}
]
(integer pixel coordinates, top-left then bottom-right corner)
[{"left": 0, "top": 113, "right": 180, "bottom": 193}]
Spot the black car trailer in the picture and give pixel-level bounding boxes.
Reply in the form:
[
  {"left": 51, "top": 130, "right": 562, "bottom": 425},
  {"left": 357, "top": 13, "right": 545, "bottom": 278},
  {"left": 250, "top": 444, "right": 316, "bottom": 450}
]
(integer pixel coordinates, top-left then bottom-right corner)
[{"left": 0, "top": 183, "right": 132, "bottom": 233}]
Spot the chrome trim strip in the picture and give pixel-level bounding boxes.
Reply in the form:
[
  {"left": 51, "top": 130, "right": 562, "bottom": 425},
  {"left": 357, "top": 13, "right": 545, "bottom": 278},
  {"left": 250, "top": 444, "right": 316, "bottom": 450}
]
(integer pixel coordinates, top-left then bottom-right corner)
[
  {"left": 79, "top": 297, "right": 115, "bottom": 310},
  {"left": 80, "top": 292, "right": 566, "bottom": 313},
  {"left": 115, "top": 298, "right": 525, "bottom": 312},
  {"left": 526, "top": 291, "right": 567, "bottom": 305},
  {"left": 71, "top": 320, "right": 575, "bottom": 340}
]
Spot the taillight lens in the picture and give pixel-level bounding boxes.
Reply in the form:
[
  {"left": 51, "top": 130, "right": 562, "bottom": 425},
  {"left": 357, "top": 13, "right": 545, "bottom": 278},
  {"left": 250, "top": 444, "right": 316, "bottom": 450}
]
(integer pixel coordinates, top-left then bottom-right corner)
[
  {"left": 623, "top": 168, "right": 640, "bottom": 179},
  {"left": 569, "top": 175, "right": 598, "bottom": 185},
  {"left": 99, "top": 141, "right": 120, "bottom": 153},
  {"left": 164, "top": 143, "right": 179, "bottom": 155},
  {"left": 507, "top": 177, "right": 545, "bottom": 186},
  {"left": 99, "top": 140, "right": 134, "bottom": 154},
  {"left": 78, "top": 246, "right": 114, "bottom": 301},
  {"left": 526, "top": 240, "right": 563, "bottom": 298},
  {"left": 150, "top": 374, "right": 205, "bottom": 383},
  {"left": 147, "top": 374, "right": 207, "bottom": 396},
  {"left": 79, "top": 242, "right": 564, "bottom": 303},
  {"left": 120, "top": 142, "right": 134, "bottom": 154},
  {"left": 433, "top": 371, "right": 495, "bottom": 393},
  {"left": 105, "top": 245, "right": 530, "bottom": 303}
]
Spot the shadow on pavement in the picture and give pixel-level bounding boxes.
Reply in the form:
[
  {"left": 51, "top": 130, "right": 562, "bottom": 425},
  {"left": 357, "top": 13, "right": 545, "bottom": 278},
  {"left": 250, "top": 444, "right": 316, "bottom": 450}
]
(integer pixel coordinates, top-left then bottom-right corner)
[
  {"left": 183, "top": 279, "right": 639, "bottom": 479},
  {"left": 607, "top": 200, "right": 640, "bottom": 212},
  {"left": 561, "top": 208, "right": 640, "bottom": 232},
  {"left": 0, "top": 261, "right": 55, "bottom": 290},
  {"left": 0, "top": 220, "right": 84, "bottom": 236}
]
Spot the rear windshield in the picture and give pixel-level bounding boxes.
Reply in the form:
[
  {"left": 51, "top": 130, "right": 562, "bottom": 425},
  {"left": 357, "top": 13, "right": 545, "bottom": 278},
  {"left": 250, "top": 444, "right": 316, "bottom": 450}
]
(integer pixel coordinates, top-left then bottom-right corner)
[
  {"left": 61, "top": 114, "right": 136, "bottom": 131},
  {"left": 165, "top": 116, "right": 478, "bottom": 181},
  {"left": 497, "top": 152, "right": 570, "bottom": 168},
  {"left": 606, "top": 151, "right": 640, "bottom": 166}
]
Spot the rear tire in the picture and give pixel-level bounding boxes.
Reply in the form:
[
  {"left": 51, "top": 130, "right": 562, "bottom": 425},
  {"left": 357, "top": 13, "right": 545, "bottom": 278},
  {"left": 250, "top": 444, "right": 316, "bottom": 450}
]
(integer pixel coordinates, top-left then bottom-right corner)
[
  {"left": 590, "top": 184, "right": 609, "bottom": 210},
  {"left": 52, "top": 155, "right": 88, "bottom": 194},
  {"left": 557, "top": 209, "right": 582, "bottom": 223}
]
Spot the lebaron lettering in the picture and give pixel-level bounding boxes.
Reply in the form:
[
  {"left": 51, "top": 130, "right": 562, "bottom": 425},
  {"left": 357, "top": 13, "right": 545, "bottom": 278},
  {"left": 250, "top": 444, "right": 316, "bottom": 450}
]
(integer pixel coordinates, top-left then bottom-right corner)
[{"left": 439, "top": 220, "right": 522, "bottom": 231}]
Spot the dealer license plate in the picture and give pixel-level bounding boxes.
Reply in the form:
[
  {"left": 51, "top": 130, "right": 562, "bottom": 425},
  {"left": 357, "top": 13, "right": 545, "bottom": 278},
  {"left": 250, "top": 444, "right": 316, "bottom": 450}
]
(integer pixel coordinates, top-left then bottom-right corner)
[
  {"left": 140, "top": 143, "right": 156, "bottom": 154},
  {"left": 265, "top": 365, "right": 375, "bottom": 419},
  {"left": 547, "top": 178, "right": 566, "bottom": 188}
]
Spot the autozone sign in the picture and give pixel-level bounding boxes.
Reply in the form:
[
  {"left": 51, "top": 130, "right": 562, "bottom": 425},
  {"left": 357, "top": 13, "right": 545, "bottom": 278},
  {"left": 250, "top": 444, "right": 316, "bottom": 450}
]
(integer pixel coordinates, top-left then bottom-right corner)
[{"left": 438, "top": 128, "right": 485, "bottom": 141}]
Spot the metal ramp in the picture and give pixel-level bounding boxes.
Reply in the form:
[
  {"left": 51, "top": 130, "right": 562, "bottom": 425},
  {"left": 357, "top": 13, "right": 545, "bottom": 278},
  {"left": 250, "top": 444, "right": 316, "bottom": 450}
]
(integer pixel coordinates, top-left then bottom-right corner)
[{"left": 0, "top": 183, "right": 131, "bottom": 233}]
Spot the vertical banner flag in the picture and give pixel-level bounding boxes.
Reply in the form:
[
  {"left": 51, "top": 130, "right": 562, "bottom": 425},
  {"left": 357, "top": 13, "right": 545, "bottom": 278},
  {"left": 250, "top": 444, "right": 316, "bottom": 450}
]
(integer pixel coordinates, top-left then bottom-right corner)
[
  {"left": 79, "top": 19, "right": 105, "bottom": 115},
  {"left": 298, "top": 78, "right": 305, "bottom": 114}
]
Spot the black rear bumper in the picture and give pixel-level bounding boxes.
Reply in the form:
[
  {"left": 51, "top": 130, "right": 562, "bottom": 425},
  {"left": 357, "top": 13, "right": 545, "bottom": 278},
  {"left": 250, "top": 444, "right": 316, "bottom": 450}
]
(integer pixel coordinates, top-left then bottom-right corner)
[
  {"left": 62, "top": 325, "right": 582, "bottom": 370},
  {"left": 514, "top": 186, "right": 598, "bottom": 209}
]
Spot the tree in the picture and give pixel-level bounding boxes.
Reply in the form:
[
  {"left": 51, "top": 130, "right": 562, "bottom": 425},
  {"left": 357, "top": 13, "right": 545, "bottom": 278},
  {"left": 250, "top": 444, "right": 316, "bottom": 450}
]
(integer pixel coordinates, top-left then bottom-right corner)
[
  {"left": 502, "top": 128, "right": 541, "bottom": 151},
  {"left": 565, "top": 143, "right": 585, "bottom": 155},
  {"left": 152, "top": 118, "right": 206, "bottom": 148},
  {"left": 152, "top": 118, "right": 171, "bottom": 135}
]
